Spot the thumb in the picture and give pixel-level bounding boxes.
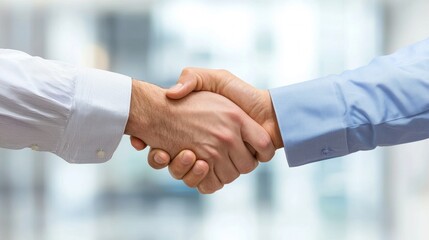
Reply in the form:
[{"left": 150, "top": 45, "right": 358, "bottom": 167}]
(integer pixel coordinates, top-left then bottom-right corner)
[
  {"left": 148, "top": 148, "right": 171, "bottom": 169},
  {"left": 240, "top": 116, "right": 276, "bottom": 163},
  {"left": 130, "top": 136, "right": 147, "bottom": 151},
  {"left": 168, "top": 68, "right": 257, "bottom": 117},
  {"left": 166, "top": 70, "right": 199, "bottom": 99}
]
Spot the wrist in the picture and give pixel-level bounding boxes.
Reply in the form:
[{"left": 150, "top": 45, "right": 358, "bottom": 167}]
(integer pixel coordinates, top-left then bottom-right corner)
[
  {"left": 125, "top": 80, "right": 167, "bottom": 139},
  {"left": 125, "top": 80, "right": 143, "bottom": 136},
  {"left": 262, "top": 90, "right": 283, "bottom": 149}
]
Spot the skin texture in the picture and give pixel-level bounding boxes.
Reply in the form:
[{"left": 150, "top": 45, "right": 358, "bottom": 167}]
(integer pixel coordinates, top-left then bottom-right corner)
[
  {"left": 130, "top": 68, "right": 283, "bottom": 193},
  {"left": 125, "top": 79, "right": 275, "bottom": 194}
]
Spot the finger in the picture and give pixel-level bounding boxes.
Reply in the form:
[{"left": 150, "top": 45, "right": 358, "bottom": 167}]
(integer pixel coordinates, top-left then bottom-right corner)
[
  {"left": 201, "top": 147, "right": 240, "bottom": 185},
  {"left": 166, "top": 69, "right": 199, "bottom": 99},
  {"left": 168, "top": 68, "right": 257, "bottom": 115},
  {"left": 229, "top": 138, "right": 259, "bottom": 175},
  {"left": 197, "top": 169, "right": 224, "bottom": 194},
  {"left": 147, "top": 148, "right": 171, "bottom": 170},
  {"left": 213, "top": 156, "right": 240, "bottom": 185},
  {"left": 241, "top": 116, "right": 276, "bottom": 163},
  {"left": 168, "top": 150, "right": 197, "bottom": 179},
  {"left": 182, "top": 160, "right": 209, "bottom": 188},
  {"left": 244, "top": 142, "right": 256, "bottom": 156},
  {"left": 130, "top": 136, "right": 147, "bottom": 151}
]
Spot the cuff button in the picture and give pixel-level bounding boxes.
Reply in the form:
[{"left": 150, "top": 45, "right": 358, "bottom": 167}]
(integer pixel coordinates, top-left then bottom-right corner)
[
  {"left": 97, "top": 149, "right": 106, "bottom": 159},
  {"left": 321, "top": 147, "right": 334, "bottom": 156},
  {"left": 31, "top": 144, "right": 40, "bottom": 151}
]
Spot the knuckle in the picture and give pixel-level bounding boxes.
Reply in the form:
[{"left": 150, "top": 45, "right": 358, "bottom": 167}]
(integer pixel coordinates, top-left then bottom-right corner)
[
  {"left": 216, "top": 184, "right": 224, "bottom": 192},
  {"left": 198, "top": 187, "right": 209, "bottom": 194},
  {"left": 205, "top": 147, "right": 222, "bottom": 160},
  {"left": 223, "top": 173, "right": 239, "bottom": 184},
  {"left": 226, "top": 110, "right": 242, "bottom": 122},
  {"left": 198, "top": 185, "right": 214, "bottom": 194},
  {"left": 218, "top": 69, "right": 231, "bottom": 76},
  {"left": 193, "top": 162, "right": 209, "bottom": 176},
  {"left": 259, "top": 135, "right": 273, "bottom": 150},
  {"left": 257, "top": 136, "right": 275, "bottom": 162},
  {"left": 181, "top": 67, "right": 195, "bottom": 76},
  {"left": 184, "top": 179, "right": 198, "bottom": 188},
  {"left": 238, "top": 160, "right": 258, "bottom": 174},
  {"left": 204, "top": 189, "right": 216, "bottom": 194},
  {"left": 217, "top": 131, "right": 236, "bottom": 145},
  {"left": 198, "top": 182, "right": 223, "bottom": 194},
  {"left": 168, "top": 168, "right": 183, "bottom": 180}
]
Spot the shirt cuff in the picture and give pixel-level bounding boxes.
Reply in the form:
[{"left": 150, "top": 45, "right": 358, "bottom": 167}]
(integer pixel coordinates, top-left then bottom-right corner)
[
  {"left": 57, "top": 68, "right": 132, "bottom": 163},
  {"left": 269, "top": 75, "right": 349, "bottom": 167}
]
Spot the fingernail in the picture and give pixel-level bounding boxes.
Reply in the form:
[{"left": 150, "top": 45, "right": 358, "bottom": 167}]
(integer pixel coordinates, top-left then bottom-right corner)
[
  {"left": 181, "top": 154, "right": 193, "bottom": 165},
  {"left": 193, "top": 165, "right": 205, "bottom": 175},
  {"left": 154, "top": 154, "right": 165, "bottom": 164},
  {"left": 170, "top": 83, "right": 183, "bottom": 92}
]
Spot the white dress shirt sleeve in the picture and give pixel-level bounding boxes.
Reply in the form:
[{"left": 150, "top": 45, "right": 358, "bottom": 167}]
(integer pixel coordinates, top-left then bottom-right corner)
[{"left": 0, "top": 49, "right": 132, "bottom": 163}]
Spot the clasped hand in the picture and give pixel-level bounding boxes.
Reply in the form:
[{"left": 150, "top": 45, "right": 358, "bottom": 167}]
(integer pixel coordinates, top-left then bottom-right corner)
[{"left": 125, "top": 68, "right": 283, "bottom": 194}]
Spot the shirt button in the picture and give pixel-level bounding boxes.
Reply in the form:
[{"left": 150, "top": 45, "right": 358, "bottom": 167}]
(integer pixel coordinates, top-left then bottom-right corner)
[
  {"left": 31, "top": 144, "right": 40, "bottom": 151},
  {"left": 321, "top": 147, "right": 333, "bottom": 156},
  {"left": 97, "top": 149, "right": 106, "bottom": 159}
]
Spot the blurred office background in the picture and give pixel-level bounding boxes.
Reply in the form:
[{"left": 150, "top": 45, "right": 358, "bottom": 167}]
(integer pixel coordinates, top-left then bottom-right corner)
[{"left": 0, "top": 0, "right": 429, "bottom": 239}]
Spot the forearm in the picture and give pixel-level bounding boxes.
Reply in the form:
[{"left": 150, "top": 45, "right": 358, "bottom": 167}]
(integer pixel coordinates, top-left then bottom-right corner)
[
  {"left": 124, "top": 80, "right": 173, "bottom": 149},
  {"left": 271, "top": 38, "right": 429, "bottom": 166},
  {"left": 125, "top": 80, "right": 149, "bottom": 137},
  {"left": 0, "top": 49, "right": 131, "bottom": 163}
]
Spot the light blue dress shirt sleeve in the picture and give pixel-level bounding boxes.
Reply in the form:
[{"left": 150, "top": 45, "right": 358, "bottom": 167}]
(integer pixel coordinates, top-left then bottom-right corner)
[
  {"left": 270, "top": 38, "right": 429, "bottom": 167},
  {"left": 0, "top": 49, "right": 132, "bottom": 163}
]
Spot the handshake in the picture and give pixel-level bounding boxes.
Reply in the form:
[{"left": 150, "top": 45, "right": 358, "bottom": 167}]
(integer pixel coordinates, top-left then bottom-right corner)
[{"left": 124, "top": 68, "right": 284, "bottom": 194}]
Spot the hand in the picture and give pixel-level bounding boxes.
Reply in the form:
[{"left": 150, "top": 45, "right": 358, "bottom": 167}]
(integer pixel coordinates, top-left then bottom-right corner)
[
  {"left": 131, "top": 68, "right": 283, "bottom": 191},
  {"left": 130, "top": 136, "right": 210, "bottom": 188},
  {"left": 169, "top": 68, "right": 283, "bottom": 147},
  {"left": 125, "top": 79, "right": 275, "bottom": 194}
]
